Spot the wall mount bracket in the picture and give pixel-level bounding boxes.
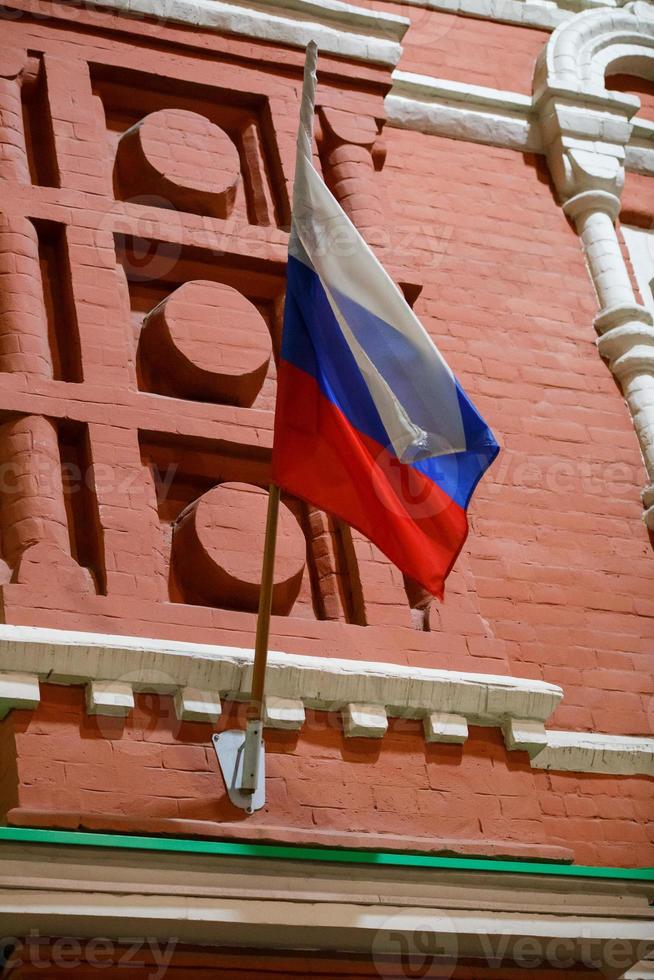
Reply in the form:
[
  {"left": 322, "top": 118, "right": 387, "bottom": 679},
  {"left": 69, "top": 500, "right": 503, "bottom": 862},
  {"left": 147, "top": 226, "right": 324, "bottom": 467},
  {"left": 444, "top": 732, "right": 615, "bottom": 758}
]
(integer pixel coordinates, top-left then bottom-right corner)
[{"left": 213, "top": 722, "right": 265, "bottom": 814}]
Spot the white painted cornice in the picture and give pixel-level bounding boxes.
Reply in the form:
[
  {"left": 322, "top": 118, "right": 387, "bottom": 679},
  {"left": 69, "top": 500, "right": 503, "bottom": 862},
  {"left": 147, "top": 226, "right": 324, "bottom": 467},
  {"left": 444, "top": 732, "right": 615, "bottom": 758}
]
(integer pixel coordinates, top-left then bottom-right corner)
[
  {"left": 0, "top": 625, "right": 653, "bottom": 776},
  {"left": 392, "top": 0, "right": 569, "bottom": 30},
  {"left": 385, "top": 70, "right": 654, "bottom": 177},
  {"left": 531, "top": 730, "right": 654, "bottom": 776},
  {"left": 0, "top": 624, "right": 562, "bottom": 727},
  {"left": 361, "top": 0, "right": 637, "bottom": 34},
  {"left": 386, "top": 71, "right": 542, "bottom": 152},
  {"left": 38, "top": 0, "right": 410, "bottom": 67}
]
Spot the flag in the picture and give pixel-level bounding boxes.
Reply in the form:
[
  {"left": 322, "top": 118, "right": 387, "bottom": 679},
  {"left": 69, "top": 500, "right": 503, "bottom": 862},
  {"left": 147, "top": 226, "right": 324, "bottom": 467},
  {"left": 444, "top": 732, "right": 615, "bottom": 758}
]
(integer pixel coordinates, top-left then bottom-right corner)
[{"left": 272, "top": 43, "right": 499, "bottom": 599}]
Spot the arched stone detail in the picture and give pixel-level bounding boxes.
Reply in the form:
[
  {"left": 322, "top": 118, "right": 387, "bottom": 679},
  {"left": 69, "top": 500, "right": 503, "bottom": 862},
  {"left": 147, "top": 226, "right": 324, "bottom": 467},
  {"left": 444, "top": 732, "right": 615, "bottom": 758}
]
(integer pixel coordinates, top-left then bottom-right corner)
[
  {"left": 535, "top": 2, "right": 654, "bottom": 529},
  {"left": 534, "top": 2, "right": 653, "bottom": 203}
]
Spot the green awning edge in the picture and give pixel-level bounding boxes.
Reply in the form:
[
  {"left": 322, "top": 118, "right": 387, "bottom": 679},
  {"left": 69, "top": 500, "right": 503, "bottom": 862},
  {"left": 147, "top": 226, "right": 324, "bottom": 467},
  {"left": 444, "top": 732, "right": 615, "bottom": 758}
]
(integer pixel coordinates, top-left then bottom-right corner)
[{"left": 0, "top": 826, "right": 652, "bottom": 881}]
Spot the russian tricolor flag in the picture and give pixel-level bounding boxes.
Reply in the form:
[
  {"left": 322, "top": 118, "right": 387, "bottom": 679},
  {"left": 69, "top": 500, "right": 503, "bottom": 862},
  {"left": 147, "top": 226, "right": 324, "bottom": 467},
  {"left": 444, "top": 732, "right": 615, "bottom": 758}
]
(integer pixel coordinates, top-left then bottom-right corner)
[{"left": 272, "top": 44, "right": 499, "bottom": 600}]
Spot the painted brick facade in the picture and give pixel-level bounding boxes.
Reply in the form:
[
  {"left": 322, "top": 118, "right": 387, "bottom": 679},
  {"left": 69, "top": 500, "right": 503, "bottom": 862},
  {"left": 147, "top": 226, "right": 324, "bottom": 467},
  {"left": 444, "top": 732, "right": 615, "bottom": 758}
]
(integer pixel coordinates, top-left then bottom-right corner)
[
  {"left": 0, "top": 0, "right": 653, "bottom": 972},
  {"left": 0, "top": 0, "right": 651, "bottom": 858}
]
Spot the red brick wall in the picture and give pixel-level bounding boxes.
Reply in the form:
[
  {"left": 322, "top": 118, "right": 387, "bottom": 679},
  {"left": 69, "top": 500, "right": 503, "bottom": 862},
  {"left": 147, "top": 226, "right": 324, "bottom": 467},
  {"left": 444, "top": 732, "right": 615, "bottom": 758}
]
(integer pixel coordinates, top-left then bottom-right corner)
[
  {"left": 353, "top": 0, "right": 549, "bottom": 92},
  {"left": 3, "top": 685, "right": 652, "bottom": 867},
  {"left": 0, "top": 2, "right": 652, "bottom": 867}
]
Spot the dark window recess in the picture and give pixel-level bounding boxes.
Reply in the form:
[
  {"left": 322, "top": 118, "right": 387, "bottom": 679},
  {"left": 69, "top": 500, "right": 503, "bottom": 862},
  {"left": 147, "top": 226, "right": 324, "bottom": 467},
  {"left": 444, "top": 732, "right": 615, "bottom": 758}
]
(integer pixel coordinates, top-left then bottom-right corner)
[
  {"left": 35, "top": 219, "right": 83, "bottom": 383},
  {"left": 21, "top": 55, "right": 59, "bottom": 188},
  {"left": 58, "top": 422, "right": 106, "bottom": 594}
]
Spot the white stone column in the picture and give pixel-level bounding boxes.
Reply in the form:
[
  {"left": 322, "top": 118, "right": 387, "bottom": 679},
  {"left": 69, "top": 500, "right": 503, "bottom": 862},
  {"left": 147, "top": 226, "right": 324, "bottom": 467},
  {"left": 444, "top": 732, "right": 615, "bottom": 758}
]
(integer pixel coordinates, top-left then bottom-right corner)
[
  {"left": 535, "top": 1, "right": 654, "bottom": 528},
  {"left": 562, "top": 192, "right": 654, "bottom": 529}
]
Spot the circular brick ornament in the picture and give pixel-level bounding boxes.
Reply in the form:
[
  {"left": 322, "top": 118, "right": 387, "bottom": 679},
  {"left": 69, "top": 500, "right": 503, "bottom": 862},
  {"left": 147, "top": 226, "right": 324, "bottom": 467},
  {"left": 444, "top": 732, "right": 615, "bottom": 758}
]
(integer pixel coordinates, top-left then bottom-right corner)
[
  {"left": 139, "top": 279, "right": 272, "bottom": 406},
  {"left": 173, "top": 482, "right": 305, "bottom": 615},
  {"left": 115, "top": 108, "right": 240, "bottom": 218}
]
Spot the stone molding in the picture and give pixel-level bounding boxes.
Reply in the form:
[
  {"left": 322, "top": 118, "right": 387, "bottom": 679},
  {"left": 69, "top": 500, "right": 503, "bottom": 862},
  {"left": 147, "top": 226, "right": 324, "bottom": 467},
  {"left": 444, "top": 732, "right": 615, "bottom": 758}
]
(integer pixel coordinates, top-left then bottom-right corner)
[
  {"left": 0, "top": 624, "right": 562, "bottom": 726},
  {"left": 385, "top": 70, "right": 654, "bottom": 177},
  {"left": 0, "top": 624, "right": 653, "bottom": 775},
  {"left": 0, "top": 673, "right": 40, "bottom": 719},
  {"left": 386, "top": 72, "right": 542, "bottom": 152},
  {"left": 0, "top": 840, "right": 652, "bottom": 970},
  {"left": 7, "top": 0, "right": 644, "bottom": 60},
  {"left": 392, "top": 0, "right": 568, "bottom": 30},
  {"left": 371, "top": 0, "right": 647, "bottom": 32},
  {"left": 505, "top": 719, "right": 654, "bottom": 776},
  {"left": 530, "top": 730, "right": 654, "bottom": 776},
  {"left": 13, "top": 0, "right": 409, "bottom": 67}
]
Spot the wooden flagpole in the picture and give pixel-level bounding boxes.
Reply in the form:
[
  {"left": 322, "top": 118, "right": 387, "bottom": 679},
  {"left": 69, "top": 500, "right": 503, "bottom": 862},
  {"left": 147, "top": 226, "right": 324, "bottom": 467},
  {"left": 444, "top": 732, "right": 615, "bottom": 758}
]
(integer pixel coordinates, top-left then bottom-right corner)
[
  {"left": 239, "top": 482, "right": 280, "bottom": 795},
  {"left": 215, "top": 44, "right": 316, "bottom": 811},
  {"left": 248, "top": 482, "right": 281, "bottom": 721}
]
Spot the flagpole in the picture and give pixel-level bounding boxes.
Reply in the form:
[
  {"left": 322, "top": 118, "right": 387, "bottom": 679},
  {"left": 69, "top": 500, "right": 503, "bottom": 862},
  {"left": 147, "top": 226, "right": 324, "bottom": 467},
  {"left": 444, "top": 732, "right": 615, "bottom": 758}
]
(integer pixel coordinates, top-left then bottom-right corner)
[
  {"left": 249, "top": 481, "right": 281, "bottom": 721},
  {"left": 214, "top": 42, "right": 317, "bottom": 813},
  {"left": 239, "top": 482, "right": 280, "bottom": 798}
]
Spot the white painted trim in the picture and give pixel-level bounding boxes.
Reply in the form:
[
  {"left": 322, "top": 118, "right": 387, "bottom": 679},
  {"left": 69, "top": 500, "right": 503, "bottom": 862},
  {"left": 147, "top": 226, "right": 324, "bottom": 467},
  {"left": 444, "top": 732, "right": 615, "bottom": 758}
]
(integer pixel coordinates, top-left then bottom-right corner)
[
  {"left": 0, "top": 624, "right": 563, "bottom": 727},
  {"left": 622, "top": 225, "right": 654, "bottom": 319},
  {"left": 38, "top": 0, "right": 409, "bottom": 66},
  {"left": 15, "top": 0, "right": 637, "bottom": 46},
  {"left": 263, "top": 695, "right": 305, "bottom": 730},
  {"left": 529, "top": 731, "right": 654, "bottom": 776},
  {"left": 0, "top": 673, "right": 40, "bottom": 719},
  {"left": 535, "top": 2, "right": 654, "bottom": 101},
  {"left": 392, "top": 0, "right": 569, "bottom": 30},
  {"left": 535, "top": 3, "right": 654, "bottom": 529},
  {"left": 0, "top": 624, "right": 652, "bottom": 775},
  {"left": 423, "top": 711, "right": 468, "bottom": 743},
  {"left": 86, "top": 680, "right": 134, "bottom": 717},
  {"left": 376, "top": 0, "right": 634, "bottom": 32},
  {"left": 624, "top": 964, "right": 654, "bottom": 980},
  {"left": 385, "top": 71, "right": 654, "bottom": 177},
  {"left": 386, "top": 72, "right": 542, "bottom": 152},
  {"left": 342, "top": 702, "right": 388, "bottom": 737}
]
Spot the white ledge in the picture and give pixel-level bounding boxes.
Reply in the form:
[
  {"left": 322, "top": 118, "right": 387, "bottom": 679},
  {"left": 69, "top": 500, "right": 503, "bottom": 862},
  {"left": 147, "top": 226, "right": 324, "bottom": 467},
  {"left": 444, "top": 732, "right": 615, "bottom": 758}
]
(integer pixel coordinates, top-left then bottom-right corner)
[
  {"left": 0, "top": 673, "right": 40, "bottom": 719},
  {"left": 86, "top": 680, "right": 134, "bottom": 717},
  {"left": 342, "top": 702, "right": 388, "bottom": 738},
  {"left": 174, "top": 687, "right": 222, "bottom": 723},
  {"left": 0, "top": 624, "right": 562, "bottom": 727},
  {"left": 385, "top": 72, "right": 654, "bottom": 177},
  {"left": 371, "top": 0, "right": 571, "bottom": 31},
  {"left": 529, "top": 731, "right": 654, "bottom": 777},
  {"left": 43, "top": 0, "right": 409, "bottom": 66},
  {"left": 0, "top": 624, "right": 651, "bottom": 775}
]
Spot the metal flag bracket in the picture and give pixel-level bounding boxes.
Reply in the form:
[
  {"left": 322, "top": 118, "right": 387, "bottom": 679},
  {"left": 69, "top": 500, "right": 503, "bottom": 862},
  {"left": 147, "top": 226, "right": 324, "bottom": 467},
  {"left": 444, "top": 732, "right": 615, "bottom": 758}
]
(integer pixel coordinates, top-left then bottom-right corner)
[{"left": 213, "top": 720, "right": 265, "bottom": 814}]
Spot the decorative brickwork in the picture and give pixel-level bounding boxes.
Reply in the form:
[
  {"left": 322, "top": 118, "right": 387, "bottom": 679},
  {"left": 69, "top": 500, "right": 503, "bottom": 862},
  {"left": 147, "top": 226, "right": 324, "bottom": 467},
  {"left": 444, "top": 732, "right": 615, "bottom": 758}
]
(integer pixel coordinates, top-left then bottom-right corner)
[{"left": 0, "top": 0, "right": 651, "bottom": 883}]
